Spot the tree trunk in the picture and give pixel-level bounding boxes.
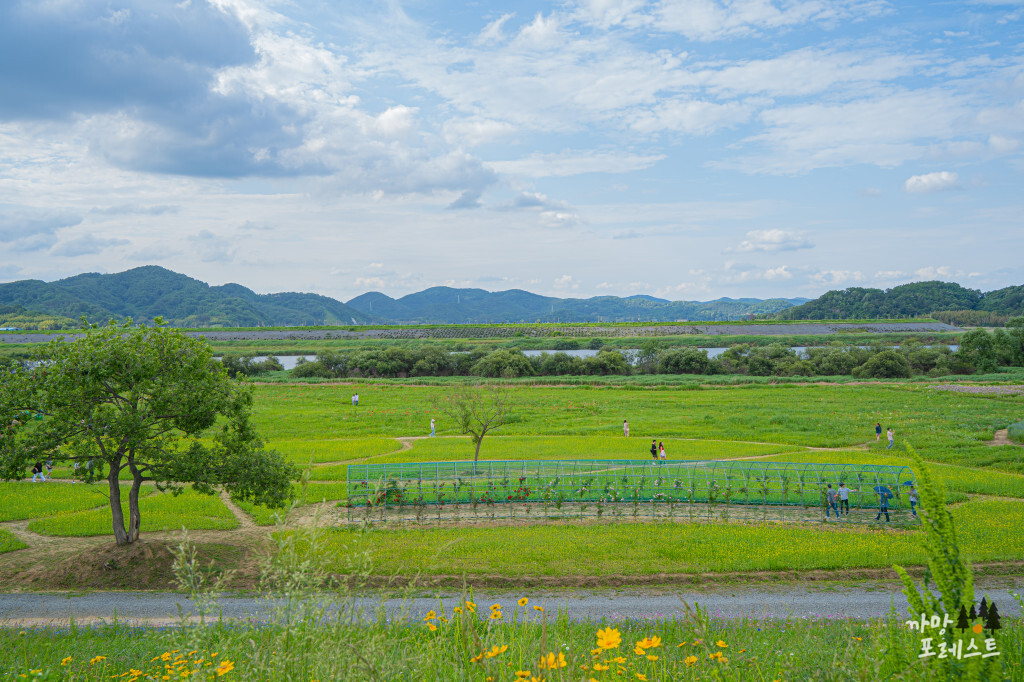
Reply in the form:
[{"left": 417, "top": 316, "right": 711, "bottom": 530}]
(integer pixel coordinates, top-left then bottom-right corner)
[
  {"left": 127, "top": 452, "right": 143, "bottom": 544},
  {"left": 108, "top": 461, "right": 131, "bottom": 546}
]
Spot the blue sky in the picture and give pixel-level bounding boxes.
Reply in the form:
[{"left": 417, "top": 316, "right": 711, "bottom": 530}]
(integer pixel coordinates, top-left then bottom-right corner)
[{"left": 0, "top": 0, "right": 1021, "bottom": 301}]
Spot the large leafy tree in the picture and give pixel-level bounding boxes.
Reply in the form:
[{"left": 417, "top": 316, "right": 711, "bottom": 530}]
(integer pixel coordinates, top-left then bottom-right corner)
[{"left": 0, "top": 320, "right": 297, "bottom": 546}]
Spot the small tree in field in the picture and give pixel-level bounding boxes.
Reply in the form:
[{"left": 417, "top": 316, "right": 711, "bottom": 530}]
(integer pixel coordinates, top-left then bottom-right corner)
[
  {"left": 436, "top": 384, "right": 512, "bottom": 463},
  {"left": 0, "top": 319, "right": 297, "bottom": 546}
]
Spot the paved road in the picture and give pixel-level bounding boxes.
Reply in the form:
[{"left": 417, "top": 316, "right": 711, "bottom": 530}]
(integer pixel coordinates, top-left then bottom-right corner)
[{"left": 2, "top": 584, "right": 1019, "bottom": 625}]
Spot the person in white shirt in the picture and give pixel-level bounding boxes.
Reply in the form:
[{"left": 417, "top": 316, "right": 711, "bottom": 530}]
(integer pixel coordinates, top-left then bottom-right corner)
[
  {"left": 430, "top": 418, "right": 435, "bottom": 437},
  {"left": 838, "top": 482, "right": 854, "bottom": 515}
]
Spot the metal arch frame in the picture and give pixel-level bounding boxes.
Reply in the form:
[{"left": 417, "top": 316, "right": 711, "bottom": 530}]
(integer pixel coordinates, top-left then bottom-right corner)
[{"left": 345, "top": 459, "right": 919, "bottom": 525}]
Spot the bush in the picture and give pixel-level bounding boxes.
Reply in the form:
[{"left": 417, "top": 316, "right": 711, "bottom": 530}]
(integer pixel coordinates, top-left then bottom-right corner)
[
  {"left": 658, "top": 348, "right": 719, "bottom": 375},
  {"left": 853, "top": 350, "right": 912, "bottom": 378}
]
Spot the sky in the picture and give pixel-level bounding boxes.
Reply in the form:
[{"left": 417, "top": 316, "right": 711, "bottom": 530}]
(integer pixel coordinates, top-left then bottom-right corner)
[{"left": 0, "top": 0, "right": 1022, "bottom": 303}]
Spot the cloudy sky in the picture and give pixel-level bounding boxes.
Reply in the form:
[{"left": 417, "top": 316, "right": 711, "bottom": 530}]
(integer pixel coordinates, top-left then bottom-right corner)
[{"left": 1, "top": 0, "right": 1022, "bottom": 302}]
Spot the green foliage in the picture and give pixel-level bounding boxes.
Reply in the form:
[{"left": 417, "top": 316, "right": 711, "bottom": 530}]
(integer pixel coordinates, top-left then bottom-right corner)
[
  {"left": 1008, "top": 422, "right": 1024, "bottom": 444},
  {"left": 853, "top": 349, "right": 912, "bottom": 378},
  {"left": 220, "top": 354, "right": 284, "bottom": 378},
  {"left": 779, "top": 281, "right": 987, "bottom": 320},
  {"left": 0, "top": 528, "right": 26, "bottom": 554},
  {"left": 0, "top": 319, "right": 298, "bottom": 545}
]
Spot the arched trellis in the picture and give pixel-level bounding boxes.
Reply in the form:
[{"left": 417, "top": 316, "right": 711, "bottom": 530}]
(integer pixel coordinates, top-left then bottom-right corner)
[{"left": 345, "top": 460, "right": 918, "bottom": 526}]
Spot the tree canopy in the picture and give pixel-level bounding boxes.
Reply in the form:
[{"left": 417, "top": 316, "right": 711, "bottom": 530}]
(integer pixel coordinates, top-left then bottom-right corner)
[{"left": 0, "top": 320, "right": 297, "bottom": 545}]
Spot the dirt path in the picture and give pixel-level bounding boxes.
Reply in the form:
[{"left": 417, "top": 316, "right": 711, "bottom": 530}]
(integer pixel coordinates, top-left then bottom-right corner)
[
  {"left": 987, "top": 429, "right": 1022, "bottom": 447},
  {"left": 218, "top": 491, "right": 257, "bottom": 531}
]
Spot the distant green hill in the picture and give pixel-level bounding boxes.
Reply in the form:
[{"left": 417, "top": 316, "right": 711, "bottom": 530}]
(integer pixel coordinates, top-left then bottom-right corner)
[
  {"left": 777, "top": 281, "right": 1023, "bottom": 321},
  {"left": 0, "top": 266, "right": 375, "bottom": 327},
  {"left": 345, "top": 287, "right": 806, "bottom": 323},
  {"left": 0, "top": 266, "right": 808, "bottom": 327}
]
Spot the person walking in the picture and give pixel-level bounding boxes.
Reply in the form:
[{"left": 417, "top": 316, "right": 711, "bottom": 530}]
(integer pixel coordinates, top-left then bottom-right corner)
[
  {"left": 352, "top": 393, "right": 359, "bottom": 407},
  {"left": 430, "top": 418, "right": 436, "bottom": 437},
  {"left": 623, "top": 419, "right": 629, "bottom": 437},
  {"left": 31, "top": 461, "right": 46, "bottom": 482},
  {"left": 825, "top": 484, "right": 840, "bottom": 520},
  {"left": 44, "top": 458, "right": 53, "bottom": 479},
  {"left": 658, "top": 441, "right": 666, "bottom": 463},
  {"left": 650, "top": 439, "right": 658, "bottom": 462},
  {"left": 838, "top": 482, "right": 853, "bottom": 515},
  {"left": 875, "top": 422, "right": 882, "bottom": 441},
  {"left": 886, "top": 427, "right": 895, "bottom": 449},
  {"left": 908, "top": 485, "right": 918, "bottom": 517},
  {"left": 875, "top": 492, "right": 890, "bottom": 522}
]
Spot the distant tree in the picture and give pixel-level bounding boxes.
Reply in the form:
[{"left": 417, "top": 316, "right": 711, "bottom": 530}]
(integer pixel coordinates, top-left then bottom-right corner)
[
  {"left": 470, "top": 349, "right": 534, "bottom": 378},
  {"left": 0, "top": 319, "right": 297, "bottom": 546},
  {"left": 853, "top": 350, "right": 912, "bottom": 379},
  {"left": 435, "top": 384, "right": 513, "bottom": 463},
  {"left": 658, "top": 348, "right": 719, "bottom": 375},
  {"left": 956, "top": 329, "right": 999, "bottom": 373}
]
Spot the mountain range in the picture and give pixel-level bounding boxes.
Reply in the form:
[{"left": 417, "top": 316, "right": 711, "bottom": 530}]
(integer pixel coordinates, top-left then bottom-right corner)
[{"left": 0, "top": 266, "right": 807, "bottom": 327}]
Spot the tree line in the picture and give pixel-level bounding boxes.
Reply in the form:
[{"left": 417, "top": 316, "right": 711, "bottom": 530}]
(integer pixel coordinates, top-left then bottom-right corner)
[{"left": 277, "top": 320, "right": 1024, "bottom": 379}]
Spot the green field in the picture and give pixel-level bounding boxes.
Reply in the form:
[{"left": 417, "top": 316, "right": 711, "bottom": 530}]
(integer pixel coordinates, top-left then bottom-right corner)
[
  {"left": 27, "top": 490, "right": 238, "bottom": 537},
  {"left": 0, "top": 529, "right": 26, "bottom": 554}
]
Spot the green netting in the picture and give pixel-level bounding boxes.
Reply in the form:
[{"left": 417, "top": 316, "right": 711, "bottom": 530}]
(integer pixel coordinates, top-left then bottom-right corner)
[{"left": 345, "top": 459, "right": 919, "bottom": 526}]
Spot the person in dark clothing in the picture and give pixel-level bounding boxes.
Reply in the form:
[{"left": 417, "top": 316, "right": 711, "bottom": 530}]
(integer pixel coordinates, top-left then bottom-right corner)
[
  {"left": 875, "top": 493, "right": 890, "bottom": 522},
  {"left": 650, "top": 439, "right": 658, "bottom": 461}
]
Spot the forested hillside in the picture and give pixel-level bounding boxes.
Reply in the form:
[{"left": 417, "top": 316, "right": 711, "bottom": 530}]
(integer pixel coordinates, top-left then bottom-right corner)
[
  {"left": 0, "top": 267, "right": 374, "bottom": 328},
  {"left": 777, "top": 281, "right": 1024, "bottom": 322}
]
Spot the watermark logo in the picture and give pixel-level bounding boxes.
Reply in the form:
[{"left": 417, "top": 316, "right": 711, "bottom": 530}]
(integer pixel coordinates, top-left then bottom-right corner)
[{"left": 905, "top": 598, "right": 1002, "bottom": 661}]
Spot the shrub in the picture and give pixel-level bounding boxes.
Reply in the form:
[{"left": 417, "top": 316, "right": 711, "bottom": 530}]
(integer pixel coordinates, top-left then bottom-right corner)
[{"left": 853, "top": 350, "right": 912, "bottom": 378}]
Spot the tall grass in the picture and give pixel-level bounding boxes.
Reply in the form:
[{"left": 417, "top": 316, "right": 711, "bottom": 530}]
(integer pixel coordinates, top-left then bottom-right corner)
[{"left": 28, "top": 490, "right": 238, "bottom": 536}]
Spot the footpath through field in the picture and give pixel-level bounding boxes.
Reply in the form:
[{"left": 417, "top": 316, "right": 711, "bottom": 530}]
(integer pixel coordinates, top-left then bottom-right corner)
[{"left": 2, "top": 583, "right": 1021, "bottom": 626}]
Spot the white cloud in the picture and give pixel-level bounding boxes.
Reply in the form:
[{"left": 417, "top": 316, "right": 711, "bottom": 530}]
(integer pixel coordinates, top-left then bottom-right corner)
[
  {"left": 477, "top": 13, "right": 514, "bottom": 44},
  {"left": 552, "top": 274, "right": 578, "bottom": 289},
  {"left": 489, "top": 150, "right": 666, "bottom": 177},
  {"left": 914, "top": 265, "right": 955, "bottom": 279},
  {"left": 904, "top": 171, "right": 959, "bottom": 193},
  {"left": 989, "top": 134, "right": 1020, "bottom": 154},
  {"left": 729, "top": 229, "right": 813, "bottom": 252},
  {"left": 811, "top": 270, "right": 865, "bottom": 286},
  {"left": 354, "top": 276, "right": 386, "bottom": 289}
]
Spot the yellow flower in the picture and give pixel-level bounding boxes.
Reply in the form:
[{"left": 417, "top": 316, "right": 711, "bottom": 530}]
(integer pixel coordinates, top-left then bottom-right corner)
[
  {"left": 852, "top": 637, "right": 862, "bottom": 641},
  {"left": 423, "top": 610, "right": 437, "bottom": 621},
  {"left": 533, "top": 605, "right": 545, "bottom": 613},
  {"left": 590, "top": 648, "right": 602, "bottom": 656},
  {"left": 538, "top": 652, "right": 567, "bottom": 670},
  {"left": 484, "top": 645, "right": 509, "bottom": 659},
  {"left": 716, "top": 640, "right": 728, "bottom": 648},
  {"left": 161, "top": 653, "right": 172, "bottom": 662},
  {"left": 514, "top": 671, "right": 532, "bottom": 679},
  {"left": 709, "top": 652, "right": 723, "bottom": 661},
  {"left": 470, "top": 653, "right": 484, "bottom": 663},
  {"left": 465, "top": 601, "right": 477, "bottom": 613},
  {"left": 89, "top": 655, "right": 107, "bottom": 665},
  {"left": 60, "top": 656, "right": 72, "bottom": 666},
  {"left": 593, "top": 663, "right": 610, "bottom": 671},
  {"left": 596, "top": 627, "right": 622, "bottom": 650},
  {"left": 636, "top": 675, "right": 648, "bottom": 681},
  {"left": 676, "top": 642, "right": 687, "bottom": 648},
  {"left": 426, "top": 623, "right": 437, "bottom": 632},
  {"left": 646, "top": 655, "right": 659, "bottom": 662},
  {"left": 214, "top": 660, "right": 234, "bottom": 677},
  {"left": 684, "top": 655, "right": 698, "bottom": 667},
  {"left": 612, "top": 656, "right": 627, "bottom": 664},
  {"left": 490, "top": 611, "right": 503, "bottom": 620},
  {"left": 490, "top": 603, "right": 502, "bottom": 611},
  {"left": 529, "top": 677, "right": 546, "bottom": 682},
  {"left": 518, "top": 597, "right": 529, "bottom": 606},
  {"left": 633, "top": 645, "right": 645, "bottom": 656},
  {"left": 637, "top": 636, "right": 662, "bottom": 649},
  {"left": 453, "top": 606, "right": 463, "bottom": 614}
]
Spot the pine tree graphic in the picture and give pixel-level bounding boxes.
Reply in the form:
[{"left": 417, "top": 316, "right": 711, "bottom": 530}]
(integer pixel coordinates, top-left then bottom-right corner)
[
  {"left": 985, "top": 602, "right": 1001, "bottom": 633},
  {"left": 956, "top": 605, "right": 970, "bottom": 632},
  {"left": 979, "top": 597, "right": 989, "bottom": 623},
  {"left": 969, "top": 604, "right": 977, "bottom": 620}
]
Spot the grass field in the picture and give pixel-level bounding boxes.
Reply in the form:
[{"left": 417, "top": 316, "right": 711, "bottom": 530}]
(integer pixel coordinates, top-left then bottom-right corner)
[
  {"left": 0, "top": 482, "right": 129, "bottom": 521},
  {"left": 273, "top": 437, "right": 403, "bottom": 464},
  {"left": 27, "top": 490, "right": 238, "bottom": 537},
  {"left": 0, "top": 529, "right": 26, "bottom": 554}
]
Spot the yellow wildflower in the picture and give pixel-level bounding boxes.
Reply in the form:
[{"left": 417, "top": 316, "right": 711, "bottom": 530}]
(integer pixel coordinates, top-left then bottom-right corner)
[
  {"left": 633, "top": 645, "right": 645, "bottom": 656},
  {"left": 612, "top": 656, "right": 627, "bottom": 664},
  {"left": 490, "top": 603, "right": 502, "bottom": 611},
  {"left": 646, "top": 655, "right": 659, "bottom": 662},
  {"left": 593, "top": 663, "right": 610, "bottom": 671},
  {"left": 636, "top": 675, "right": 648, "bottom": 681},
  {"left": 538, "top": 652, "right": 567, "bottom": 670},
  {"left": 637, "top": 636, "right": 662, "bottom": 649},
  {"left": 484, "top": 645, "right": 509, "bottom": 659},
  {"left": 684, "top": 655, "right": 698, "bottom": 667},
  {"left": 89, "top": 656, "right": 107, "bottom": 665},
  {"left": 426, "top": 623, "right": 437, "bottom": 632},
  {"left": 676, "top": 642, "right": 687, "bottom": 648},
  {"left": 533, "top": 605, "right": 544, "bottom": 613},
  {"left": 518, "top": 597, "right": 529, "bottom": 606},
  {"left": 465, "top": 601, "right": 477, "bottom": 613},
  {"left": 215, "top": 660, "right": 234, "bottom": 676},
  {"left": 514, "top": 672, "right": 531, "bottom": 679},
  {"left": 596, "top": 627, "right": 622, "bottom": 650},
  {"left": 716, "top": 640, "right": 728, "bottom": 648},
  {"left": 61, "top": 657, "right": 72, "bottom": 666},
  {"left": 423, "top": 610, "right": 437, "bottom": 621},
  {"left": 453, "top": 607, "right": 463, "bottom": 614},
  {"left": 489, "top": 611, "right": 503, "bottom": 620},
  {"left": 470, "top": 653, "right": 484, "bottom": 663}
]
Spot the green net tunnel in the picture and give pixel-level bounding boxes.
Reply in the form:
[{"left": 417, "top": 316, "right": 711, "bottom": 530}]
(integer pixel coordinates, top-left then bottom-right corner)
[{"left": 345, "top": 459, "right": 919, "bottom": 524}]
